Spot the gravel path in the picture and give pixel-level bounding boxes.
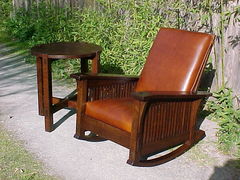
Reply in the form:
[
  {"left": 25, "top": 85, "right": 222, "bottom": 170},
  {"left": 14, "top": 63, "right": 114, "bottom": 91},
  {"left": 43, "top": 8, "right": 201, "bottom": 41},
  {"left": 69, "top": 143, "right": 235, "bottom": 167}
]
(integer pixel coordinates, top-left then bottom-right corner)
[{"left": 0, "top": 43, "right": 239, "bottom": 180}]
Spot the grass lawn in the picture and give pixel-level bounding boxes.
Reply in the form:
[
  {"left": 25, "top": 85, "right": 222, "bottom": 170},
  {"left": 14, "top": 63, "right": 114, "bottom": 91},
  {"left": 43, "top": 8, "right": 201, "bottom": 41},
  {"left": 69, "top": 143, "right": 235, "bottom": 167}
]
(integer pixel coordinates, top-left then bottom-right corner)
[{"left": 0, "top": 126, "right": 57, "bottom": 180}]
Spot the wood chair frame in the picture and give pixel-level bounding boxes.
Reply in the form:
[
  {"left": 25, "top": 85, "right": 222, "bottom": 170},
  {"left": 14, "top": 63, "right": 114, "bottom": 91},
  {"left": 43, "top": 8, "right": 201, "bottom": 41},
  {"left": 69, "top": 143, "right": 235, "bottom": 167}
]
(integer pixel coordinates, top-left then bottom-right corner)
[{"left": 71, "top": 73, "right": 211, "bottom": 166}]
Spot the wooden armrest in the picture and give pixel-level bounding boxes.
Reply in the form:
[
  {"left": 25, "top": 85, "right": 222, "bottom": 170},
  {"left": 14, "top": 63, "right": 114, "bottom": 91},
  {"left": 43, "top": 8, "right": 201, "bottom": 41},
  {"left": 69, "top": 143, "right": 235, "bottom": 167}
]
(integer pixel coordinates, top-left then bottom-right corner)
[
  {"left": 132, "top": 91, "right": 212, "bottom": 101},
  {"left": 70, "top": 73, "right": 139, "bottom": 81}
]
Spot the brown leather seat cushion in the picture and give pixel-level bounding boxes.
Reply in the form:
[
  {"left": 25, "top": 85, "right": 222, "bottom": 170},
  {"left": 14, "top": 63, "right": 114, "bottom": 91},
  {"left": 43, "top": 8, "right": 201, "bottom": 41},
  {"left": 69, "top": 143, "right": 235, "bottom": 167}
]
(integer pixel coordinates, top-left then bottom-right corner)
[{"left": 85, "top": 98, "right": 139, "bottom": 132}]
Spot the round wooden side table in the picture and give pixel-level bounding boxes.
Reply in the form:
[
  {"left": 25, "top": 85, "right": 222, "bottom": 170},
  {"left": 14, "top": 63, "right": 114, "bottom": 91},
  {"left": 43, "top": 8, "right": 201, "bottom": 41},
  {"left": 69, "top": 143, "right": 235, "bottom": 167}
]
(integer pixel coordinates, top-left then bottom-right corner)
[{"left": 31, "top": 42, "right": 102, "bottom": 132}]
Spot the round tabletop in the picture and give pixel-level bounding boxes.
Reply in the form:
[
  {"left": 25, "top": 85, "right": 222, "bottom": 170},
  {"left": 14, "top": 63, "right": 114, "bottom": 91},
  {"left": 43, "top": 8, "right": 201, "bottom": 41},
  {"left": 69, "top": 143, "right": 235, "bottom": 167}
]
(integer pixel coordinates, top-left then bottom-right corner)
[{"left": 31, "top": 42, "right": 102, "bottom": 59}]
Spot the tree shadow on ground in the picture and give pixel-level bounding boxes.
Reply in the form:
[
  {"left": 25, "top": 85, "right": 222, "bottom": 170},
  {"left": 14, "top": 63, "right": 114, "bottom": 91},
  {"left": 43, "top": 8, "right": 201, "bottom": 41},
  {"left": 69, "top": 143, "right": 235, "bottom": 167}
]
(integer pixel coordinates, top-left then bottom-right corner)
[
  {"left": 0, "top": 43, "right": 36, "bottom": 97},
  {"left": 209, "top": 159, "right": 240, "bottom": 180}
]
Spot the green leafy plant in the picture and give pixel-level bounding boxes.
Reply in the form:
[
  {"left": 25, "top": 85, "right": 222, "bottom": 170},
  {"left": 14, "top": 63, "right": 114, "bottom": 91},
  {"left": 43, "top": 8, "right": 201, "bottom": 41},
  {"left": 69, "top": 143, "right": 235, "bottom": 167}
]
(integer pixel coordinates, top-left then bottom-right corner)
[
  {"left": 0, "top": 0, "right": 11, "bottom": 19},
  {"left": 0, "top": 0, "right": 12, "bottom": 32},
  {"left": 207, "top": 87, "right": 240, "bottom": 158}
]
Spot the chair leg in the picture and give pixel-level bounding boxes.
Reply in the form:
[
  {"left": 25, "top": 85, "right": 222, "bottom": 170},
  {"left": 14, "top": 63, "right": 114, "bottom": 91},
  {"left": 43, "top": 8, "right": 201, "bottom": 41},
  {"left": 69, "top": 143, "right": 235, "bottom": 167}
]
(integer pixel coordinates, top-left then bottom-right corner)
[
  {"left": 74, "top": 131, "right": 85, "bottom": 139},
  {"left": 74, "top": 111, "right": 86, "bottom": 139},
  {"left": 74, "top": 80, "right": 87, "bottom": 139},
  {"left": 127, "top": 130, "right": 205, "bottom": 167},
  {"left": 127, "top": 150, "right": 141, "bottom": 166},
  {"left": 127, "top": 155, "right": 145, "bottom": 166}
]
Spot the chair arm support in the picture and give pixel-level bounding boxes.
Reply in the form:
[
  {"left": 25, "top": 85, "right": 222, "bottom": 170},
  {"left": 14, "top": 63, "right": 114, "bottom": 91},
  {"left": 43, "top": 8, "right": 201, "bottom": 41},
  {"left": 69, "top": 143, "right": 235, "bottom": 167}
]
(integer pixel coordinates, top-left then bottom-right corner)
[
  {"left": 132, "top": 91, "right": 212, "bottom": 101},
  {"left": 71, "top": 73, "right": 139, "bottom": 81}
]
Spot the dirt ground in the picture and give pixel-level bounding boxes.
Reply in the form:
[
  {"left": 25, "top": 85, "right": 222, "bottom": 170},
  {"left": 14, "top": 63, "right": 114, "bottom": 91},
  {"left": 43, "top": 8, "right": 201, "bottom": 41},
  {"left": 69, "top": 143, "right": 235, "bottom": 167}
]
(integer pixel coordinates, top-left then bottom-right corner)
[{"left": 0, "top": 43, "right": 239, "bottom": 180}]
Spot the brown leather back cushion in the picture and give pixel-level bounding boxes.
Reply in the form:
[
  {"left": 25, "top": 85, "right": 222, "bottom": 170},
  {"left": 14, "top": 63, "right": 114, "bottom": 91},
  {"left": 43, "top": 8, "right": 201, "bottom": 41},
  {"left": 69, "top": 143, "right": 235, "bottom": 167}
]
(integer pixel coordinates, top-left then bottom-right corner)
[{"left": 135, "top": 28, "right": 215, "bottom": 92}]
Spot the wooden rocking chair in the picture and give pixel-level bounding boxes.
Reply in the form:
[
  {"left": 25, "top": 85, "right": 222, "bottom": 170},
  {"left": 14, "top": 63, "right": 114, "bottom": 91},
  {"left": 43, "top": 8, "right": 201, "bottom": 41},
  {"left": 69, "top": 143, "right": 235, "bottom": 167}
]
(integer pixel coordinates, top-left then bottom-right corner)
[{"left": 71, "top": 28, "right": 215, "bottom": 166}]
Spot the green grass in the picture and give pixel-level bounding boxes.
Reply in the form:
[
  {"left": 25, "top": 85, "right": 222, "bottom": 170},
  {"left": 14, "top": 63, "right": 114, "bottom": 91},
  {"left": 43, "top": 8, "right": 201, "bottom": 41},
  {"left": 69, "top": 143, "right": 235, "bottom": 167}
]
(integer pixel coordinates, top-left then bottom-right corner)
[{"left": 0, "top": 126, "right": 57, "bottom": 180}]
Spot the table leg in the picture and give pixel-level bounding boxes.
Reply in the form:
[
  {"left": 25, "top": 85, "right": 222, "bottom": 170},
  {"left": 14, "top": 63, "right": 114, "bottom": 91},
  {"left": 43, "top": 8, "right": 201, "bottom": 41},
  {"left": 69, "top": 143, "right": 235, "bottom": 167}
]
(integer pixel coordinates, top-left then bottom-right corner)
[
  {"left": 91, "top": 52, "right": 100, "bottom": 73},
  {"left": 81, "top": 58, "right": 88, "bottom": 73},
  {"left": 42, "top": 55, "right": 53, "bottom": 132},
  {"left": 36, "top": 56, "right": 44, "bottom": 116}
]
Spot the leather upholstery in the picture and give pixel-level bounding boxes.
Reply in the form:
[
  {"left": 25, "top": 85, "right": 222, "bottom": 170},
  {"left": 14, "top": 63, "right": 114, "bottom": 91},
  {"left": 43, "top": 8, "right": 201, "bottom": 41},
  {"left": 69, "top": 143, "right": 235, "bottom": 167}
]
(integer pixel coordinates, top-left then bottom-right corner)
[
  {"left": 85, "top": 98, "right": 139, "bottom": 132},
  {"left": 135, "top": 28, "right": 215, "bottom": 92}
]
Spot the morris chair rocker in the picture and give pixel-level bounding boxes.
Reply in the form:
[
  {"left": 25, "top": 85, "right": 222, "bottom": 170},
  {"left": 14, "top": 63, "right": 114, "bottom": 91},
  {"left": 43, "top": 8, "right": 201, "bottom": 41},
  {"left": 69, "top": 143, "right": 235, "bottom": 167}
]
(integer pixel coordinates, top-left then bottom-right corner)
[{"left": 71, "top": 28, "right": 215, "bottom": 166}]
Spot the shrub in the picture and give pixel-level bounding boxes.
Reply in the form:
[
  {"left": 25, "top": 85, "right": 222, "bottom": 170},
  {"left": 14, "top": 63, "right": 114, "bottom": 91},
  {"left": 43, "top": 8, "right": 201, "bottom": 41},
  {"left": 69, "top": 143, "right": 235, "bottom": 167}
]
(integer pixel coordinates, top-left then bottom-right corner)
[
  {"left": 0, "top": 0, "right": 11, "bottom": 20},
  {"left": 0, "top": 0, "right": 12, "bottom": 31},
  {"left": 207, "top": 87, "right": 240, "bottom": 158}
]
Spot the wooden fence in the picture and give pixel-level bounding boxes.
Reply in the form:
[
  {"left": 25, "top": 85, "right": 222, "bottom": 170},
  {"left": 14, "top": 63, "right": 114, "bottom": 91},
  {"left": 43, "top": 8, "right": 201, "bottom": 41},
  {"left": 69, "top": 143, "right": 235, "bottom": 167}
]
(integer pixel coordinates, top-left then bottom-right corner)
[
  {"left": 212, "top": 1, "right": 240, "bottom": 107},
  {"left": 12, "top": 0, "right": 97, "bottom": 10}
]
